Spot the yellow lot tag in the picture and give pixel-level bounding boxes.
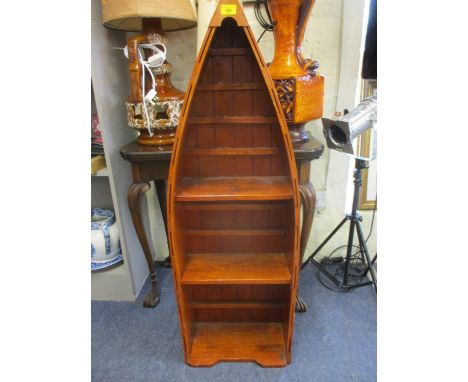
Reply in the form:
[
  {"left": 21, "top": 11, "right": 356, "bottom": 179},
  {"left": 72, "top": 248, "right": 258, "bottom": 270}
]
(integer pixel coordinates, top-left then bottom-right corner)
[{"left": 221, "top": 4, "right": 237, "bottom": 15}]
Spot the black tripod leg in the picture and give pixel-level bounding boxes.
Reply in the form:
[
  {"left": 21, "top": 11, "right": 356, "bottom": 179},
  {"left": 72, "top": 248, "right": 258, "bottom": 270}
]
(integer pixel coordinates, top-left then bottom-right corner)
[
  {"left": 301, "top": 217, "right": 348, "bottom": 270},
  {"left": 363, "top": 253, "right": 377, "bottom": 278},
  {"left": 309, "top": 257, "right": 342, "bottom": 287},
  {"left": 342, "top": 218, "right": 356, "bottom": 287},
  {"left": 356, "top": 220, "right": 377, "bottom": 293}
]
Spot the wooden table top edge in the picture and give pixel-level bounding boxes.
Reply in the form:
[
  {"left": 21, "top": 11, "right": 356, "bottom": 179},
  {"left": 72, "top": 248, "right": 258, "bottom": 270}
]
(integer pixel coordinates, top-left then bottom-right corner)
[{"left": 120, "top": 132, "right": 324, "bottom": 163}]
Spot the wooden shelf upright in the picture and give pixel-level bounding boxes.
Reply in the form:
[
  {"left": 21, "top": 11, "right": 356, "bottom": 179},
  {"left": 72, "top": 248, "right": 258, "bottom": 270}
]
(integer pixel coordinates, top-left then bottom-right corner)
[{"left": 167, "top": 0, "right": 301, "bottom": 367}]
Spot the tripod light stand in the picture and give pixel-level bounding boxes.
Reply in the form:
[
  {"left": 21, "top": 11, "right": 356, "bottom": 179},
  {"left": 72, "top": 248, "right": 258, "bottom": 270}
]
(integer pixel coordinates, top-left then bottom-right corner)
[
  {"left": 302, "top": 95, "right": 377, "bottom": 293},
  {"left": 302, "top": 157, "right": 377, "bottom": 292}
]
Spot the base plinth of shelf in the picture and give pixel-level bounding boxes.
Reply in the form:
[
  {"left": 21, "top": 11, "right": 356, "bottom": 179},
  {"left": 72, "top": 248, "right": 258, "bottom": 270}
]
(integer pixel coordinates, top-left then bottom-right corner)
[{"left": 188, "top": 322, "right": 287, "bottom": 367}]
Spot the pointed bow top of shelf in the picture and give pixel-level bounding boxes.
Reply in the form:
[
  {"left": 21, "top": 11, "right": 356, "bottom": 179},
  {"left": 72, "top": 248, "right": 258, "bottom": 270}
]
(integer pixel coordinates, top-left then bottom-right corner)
[{"left": 209, "top": 0, "right": 249, "bottom": 27}]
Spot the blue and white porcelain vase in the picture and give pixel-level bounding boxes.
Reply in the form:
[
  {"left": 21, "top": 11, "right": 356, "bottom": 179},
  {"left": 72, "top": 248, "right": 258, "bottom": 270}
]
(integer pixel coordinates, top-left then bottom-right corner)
[{"left": 91, "top": 208, "right": 122, "bottom": 270}]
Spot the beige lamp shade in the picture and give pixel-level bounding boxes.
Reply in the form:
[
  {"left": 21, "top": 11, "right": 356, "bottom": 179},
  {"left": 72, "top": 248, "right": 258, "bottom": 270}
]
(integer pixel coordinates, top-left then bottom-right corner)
[{"left": 101, "top": 0, "right": 197, "bottom": 32}]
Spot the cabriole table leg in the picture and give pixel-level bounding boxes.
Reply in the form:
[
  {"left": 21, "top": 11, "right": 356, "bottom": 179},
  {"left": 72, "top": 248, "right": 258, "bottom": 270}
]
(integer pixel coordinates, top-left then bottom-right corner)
[
  {"left": 296, "top": 182, "right": 317, "bottom": 313},
  {"left": 155, "top": 179, "right": 171, "bottom": 267},
  {"left": 128, "top": 182, "right": 160, "bottom": 308}
]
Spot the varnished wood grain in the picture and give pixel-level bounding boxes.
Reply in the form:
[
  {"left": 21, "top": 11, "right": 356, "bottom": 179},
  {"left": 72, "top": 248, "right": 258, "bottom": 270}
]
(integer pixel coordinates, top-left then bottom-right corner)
[
  {"left": 189, "top": 322, "right": 287, "bottom": 367},
  {"left": 208, "top": 47, "right": 250, "bottom": 56},
  {"left": 166, "top": 0, "right": 301, "bottom": 367},
  {"left": 181, "top": 253, "right": 291, "bottom": 285},
  {"left": 187, "top": 284, "right": 289, "bottom": 303},
  {"left": 180, "top": 201, "right": 286, "bottom": 211},
  {"left": 190, "top": 301, "right": 286, "bottom": 309},
  {"left": 119, "top": 131, "right": 323, "bottom": 163},
  {"left": 188, "top": 116, "right": 278, "bottom": 124},
  {"left": 185, "top": 229, "right": 285, "bottom": 237},
  {"left": 197, "top": 82, "right": 265, "bottom": 91},
  {"left": 176, "top": 177, "right": 293, "bottom": 202},
  {"left": 128, "top": 182, "right": 160, "bottom": 307},
  {"left": 184, "top": 147, "right": 280, "bottom": 156}
]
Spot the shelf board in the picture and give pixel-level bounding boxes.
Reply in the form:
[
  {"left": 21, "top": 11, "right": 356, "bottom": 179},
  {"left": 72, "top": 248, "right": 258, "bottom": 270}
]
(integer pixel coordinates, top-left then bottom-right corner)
[
  {"left": 184, "top": 147, "right": 280, "bottom": 156},
  {"left": 176, "top": 177, "right": 293, "bottom": 202},
  {"left": 189, "top": 322, "right": 287, "bottom": 367},
  {"left": 181, "top": 253, "right": 291, "bottom": 285}
]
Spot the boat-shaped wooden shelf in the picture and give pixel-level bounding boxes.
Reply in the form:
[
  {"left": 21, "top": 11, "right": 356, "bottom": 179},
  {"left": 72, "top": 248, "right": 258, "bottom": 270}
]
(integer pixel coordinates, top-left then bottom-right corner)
[{"left": 167, "top": 0, "right": 300, "bottom": 367}]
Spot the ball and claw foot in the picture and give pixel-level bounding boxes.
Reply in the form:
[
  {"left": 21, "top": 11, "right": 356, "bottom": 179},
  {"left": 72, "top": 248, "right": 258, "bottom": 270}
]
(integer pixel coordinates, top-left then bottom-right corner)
[
  {"left": 295, "top": 295, "right": 307, "bottom": 313},
  {"left": 143, "top": 290, "right": 160, "bottom": 308}
]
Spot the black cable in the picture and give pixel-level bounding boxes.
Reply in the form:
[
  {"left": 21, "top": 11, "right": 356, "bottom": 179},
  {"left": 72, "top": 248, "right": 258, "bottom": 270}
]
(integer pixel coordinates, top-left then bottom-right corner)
[
  {"left": 254, "top": 0, "right": 271, "bottom": 29},
  {"left": 254, "top": 0, "right": 276, "bottom": 43},
  {"left": 314, "top": 193, "right": 377, "bottom": 293},
  {"left": 257, "top": 28, "right": 269, "bottom": 44},
  {"left": 316, "top": 245, "right": 366, "bottom": 292}
]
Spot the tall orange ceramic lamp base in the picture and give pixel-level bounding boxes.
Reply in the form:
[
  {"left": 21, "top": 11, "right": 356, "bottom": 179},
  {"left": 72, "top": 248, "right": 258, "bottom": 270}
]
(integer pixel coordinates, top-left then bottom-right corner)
[
  {"left": 168, "top": 0, "right": 301, "bottom": 367},
  {"left": 267, "top": 0, "right": 324, "bottom": 144}
]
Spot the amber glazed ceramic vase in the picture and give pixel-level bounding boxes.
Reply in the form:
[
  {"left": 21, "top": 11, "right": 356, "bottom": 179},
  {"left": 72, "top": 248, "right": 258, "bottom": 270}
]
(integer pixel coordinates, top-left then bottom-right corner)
[{"left": 268, "top": 0, "right": 324, "bottom": 144}]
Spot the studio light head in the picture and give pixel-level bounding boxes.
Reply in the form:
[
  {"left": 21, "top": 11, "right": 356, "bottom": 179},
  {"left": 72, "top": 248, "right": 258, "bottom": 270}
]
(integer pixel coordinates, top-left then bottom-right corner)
[
  {"left": 305, "top": 95, "right": 378, "bottom": 293},
  {"left": 322, "top": 95, "right": 377, "bottom": 160}
]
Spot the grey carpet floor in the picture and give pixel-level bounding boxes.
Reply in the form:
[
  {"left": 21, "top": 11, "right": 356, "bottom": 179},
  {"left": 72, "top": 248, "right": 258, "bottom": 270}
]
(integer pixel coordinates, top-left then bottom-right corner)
[{"left": 92, "top": 266, "right": 376, "bottom": 382}]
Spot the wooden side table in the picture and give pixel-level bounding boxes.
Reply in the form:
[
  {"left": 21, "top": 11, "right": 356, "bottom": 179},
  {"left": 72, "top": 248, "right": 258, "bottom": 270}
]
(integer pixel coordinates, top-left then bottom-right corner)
[{"left": 120, "top": 132, "right": 323, "bottom": 310}]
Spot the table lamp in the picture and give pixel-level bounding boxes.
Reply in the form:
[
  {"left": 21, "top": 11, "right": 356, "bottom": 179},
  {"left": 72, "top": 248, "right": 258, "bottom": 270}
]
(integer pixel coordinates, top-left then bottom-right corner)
[{"left": 101, "top": 0, "right": 197, "bottom": 146}]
